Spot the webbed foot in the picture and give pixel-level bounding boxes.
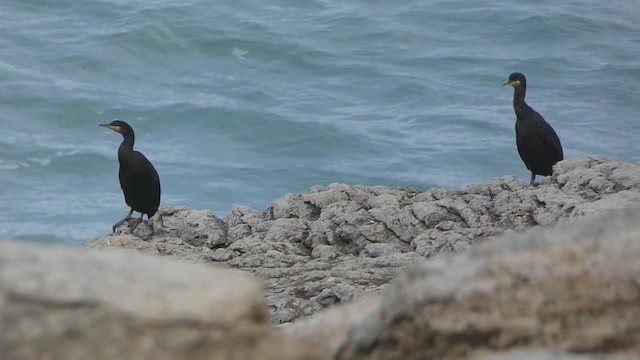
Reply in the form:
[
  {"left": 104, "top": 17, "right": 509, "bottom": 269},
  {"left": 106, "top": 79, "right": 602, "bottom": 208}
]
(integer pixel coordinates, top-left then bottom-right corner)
[
  {"left": 111, "top": 216, "right": 143, "bottom": 233},
  {"left": 112, "top": 218, "right": 128, "bottom": 233}
]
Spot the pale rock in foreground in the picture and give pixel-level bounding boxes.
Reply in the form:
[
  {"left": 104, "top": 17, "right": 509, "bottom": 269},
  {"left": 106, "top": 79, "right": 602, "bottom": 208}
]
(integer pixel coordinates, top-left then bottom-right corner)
[
  {"left": 84, "top": 157, "right": 640, "bottom": 323},
  {"left": 0, "top": 241, "right": 328, "bottom": 360},
  {"left": 285, "top": 208, "right": 640, "bottom": 360}
]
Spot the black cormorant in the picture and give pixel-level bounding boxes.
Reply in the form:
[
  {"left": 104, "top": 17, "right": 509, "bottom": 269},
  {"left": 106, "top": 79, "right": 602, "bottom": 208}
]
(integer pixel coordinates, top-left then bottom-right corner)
[
  {"left": 100, "top": 120, "right": 161, "bottom": 229},
  {"left": 503, "top": 72, "right": 563, "bottom": 186}
]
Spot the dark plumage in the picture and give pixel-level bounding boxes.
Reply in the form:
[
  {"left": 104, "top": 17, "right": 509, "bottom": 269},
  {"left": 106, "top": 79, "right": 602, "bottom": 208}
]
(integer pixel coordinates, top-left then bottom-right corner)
[
  {"left": 100, "top": 120, "right": 161, "bottom": 228},
  {"left": 503, "top": 72, "right": 563, "bottom": 186}
]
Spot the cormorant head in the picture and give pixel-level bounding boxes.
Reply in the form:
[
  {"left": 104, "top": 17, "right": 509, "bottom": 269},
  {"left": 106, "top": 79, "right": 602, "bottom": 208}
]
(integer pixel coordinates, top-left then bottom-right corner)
[
  {"left": 99, "top": 120, "right": 134, "bottom": 138},
  {"left": 503, "top": 72, "right": 527, "bottom": 88}
]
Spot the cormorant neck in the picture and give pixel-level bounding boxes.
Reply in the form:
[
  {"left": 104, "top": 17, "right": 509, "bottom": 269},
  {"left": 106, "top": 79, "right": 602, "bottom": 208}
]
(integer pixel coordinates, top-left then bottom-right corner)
[
  {"left": 512, "top": 87, "right": 529, "bottom": 117},
  {"left": 117, "top": 134, "right": 135, "bottom": 161}
]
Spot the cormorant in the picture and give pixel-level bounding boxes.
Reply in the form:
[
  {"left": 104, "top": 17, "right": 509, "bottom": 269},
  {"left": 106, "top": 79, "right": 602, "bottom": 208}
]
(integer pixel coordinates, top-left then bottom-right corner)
[
  {"left": 503, "top": 72, "right": 563, "bottom": 186},
  {"left": 100, "top": 120, "right": 161, "bottom": 229}
]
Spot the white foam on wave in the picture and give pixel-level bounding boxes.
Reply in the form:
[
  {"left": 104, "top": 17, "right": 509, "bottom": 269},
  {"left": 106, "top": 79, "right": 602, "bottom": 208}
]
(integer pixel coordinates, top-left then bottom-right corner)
[
  {"left": 0, "top": 161, "right": 20, "bottom": 170},
  {"left": 27, "top": 158, "right": 52, "bottom": 166},
  {"left": 232, "top": 47, "right": 249, "bottom": 60}
]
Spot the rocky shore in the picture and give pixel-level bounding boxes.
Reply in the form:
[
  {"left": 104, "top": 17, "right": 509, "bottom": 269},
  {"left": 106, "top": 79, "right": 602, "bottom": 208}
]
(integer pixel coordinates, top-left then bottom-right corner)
[{"left": 2, "top": 156, "right": 640, "bottom": 359}]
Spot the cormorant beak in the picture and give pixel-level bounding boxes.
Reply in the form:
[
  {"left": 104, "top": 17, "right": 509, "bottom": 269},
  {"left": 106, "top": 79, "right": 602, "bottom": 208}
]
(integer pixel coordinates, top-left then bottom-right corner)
[
  {"left": 99, "top": 124, "right": 122, "bottom": 132},
  {"left": 503, "top": 80, "right": 521, "bottom": 87}
]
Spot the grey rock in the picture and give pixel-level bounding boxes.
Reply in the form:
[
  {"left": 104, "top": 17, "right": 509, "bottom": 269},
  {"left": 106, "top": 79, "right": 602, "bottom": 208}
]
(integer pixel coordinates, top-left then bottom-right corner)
[
  {"left": 475, "top": 349, "right": 639, "bottom": 360},
  {"left": 156, "top": 206, "right": 228, "bottom": 248},
  {"left": 311, "top": 244, "right": 340, "bottom": 259},
  {"left": 84, "top": 157, "right": 640, "bottom": 323},
  {"left": 0, "top": 241, "right": 329, "bottom": 360},
  {"left": 286, "top": 208, "right": 640, "bottom": 359},
  {"left": 281, "top": 296, "right": 382, "bottom": 356}
]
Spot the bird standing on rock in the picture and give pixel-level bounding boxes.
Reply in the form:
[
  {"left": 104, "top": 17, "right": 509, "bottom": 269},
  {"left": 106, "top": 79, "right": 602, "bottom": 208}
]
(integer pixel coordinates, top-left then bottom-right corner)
[
  {"left": 100, "top": 120, "right": 161, "bottom": 231},
  {"left": 503, "top": 72, "right": 563, "bottom": 186}
]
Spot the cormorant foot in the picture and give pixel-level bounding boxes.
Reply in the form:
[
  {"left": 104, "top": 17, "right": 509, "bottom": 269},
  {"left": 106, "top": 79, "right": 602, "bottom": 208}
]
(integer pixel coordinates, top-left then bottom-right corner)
[
  {"left": 112, "top": 218, "right": 128, "bottom": 233},
  {"left": 529, "top": 181, "right": 540, "bottom": 187},
  {"left": 111, "top": 217, "right": 144, "bottom": 233}
]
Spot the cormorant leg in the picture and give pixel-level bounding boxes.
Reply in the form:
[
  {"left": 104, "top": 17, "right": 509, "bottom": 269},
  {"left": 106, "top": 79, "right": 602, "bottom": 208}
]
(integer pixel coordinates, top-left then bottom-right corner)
[
  {"left": 125, "top": 208, "right": 134, "bottom": 219},
  {"left": 529, "top": 172, "right": 539, "bottom": 187}
]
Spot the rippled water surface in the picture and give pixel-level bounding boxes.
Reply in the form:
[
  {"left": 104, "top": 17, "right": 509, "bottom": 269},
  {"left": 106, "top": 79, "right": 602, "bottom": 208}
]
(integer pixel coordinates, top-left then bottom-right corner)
[{"left": 1, "top": 0, "right": 639, "bottom": 243}]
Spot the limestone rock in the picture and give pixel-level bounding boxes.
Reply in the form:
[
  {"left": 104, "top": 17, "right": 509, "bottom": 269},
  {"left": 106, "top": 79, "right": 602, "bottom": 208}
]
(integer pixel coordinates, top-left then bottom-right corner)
[
  {"left": 286, "top": 208, "right": 640, "bottom": 360},
  {"left": 0, "top": 241, "right": 328, "bottom": 360},
  {"left": 475, "top": 349, "right": 639, "bottom": 360},
  {"left": 84, "top": 157, "right": 640, "bottom": 323}
]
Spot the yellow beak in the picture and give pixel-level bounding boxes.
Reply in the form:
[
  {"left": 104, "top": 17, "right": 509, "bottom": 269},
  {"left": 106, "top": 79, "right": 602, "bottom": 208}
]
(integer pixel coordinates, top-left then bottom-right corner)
[
  {"left": 99, "top": 124, "right": 121, "bottom": 132},
  {"left": 503, "top": 80, "right": 521, "bottom": 87}
]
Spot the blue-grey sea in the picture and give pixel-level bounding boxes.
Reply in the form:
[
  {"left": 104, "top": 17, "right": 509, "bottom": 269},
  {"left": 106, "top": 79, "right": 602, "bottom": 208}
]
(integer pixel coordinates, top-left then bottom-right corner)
[{"left": 1, "top": 0, "right": 639, "bottom": 244}]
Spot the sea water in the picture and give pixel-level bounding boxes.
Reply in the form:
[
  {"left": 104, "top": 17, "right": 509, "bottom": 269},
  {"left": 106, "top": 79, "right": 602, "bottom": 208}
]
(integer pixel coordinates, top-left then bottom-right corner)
[{"left": 0, "top": 0, "right": 638, "bottom": 244}]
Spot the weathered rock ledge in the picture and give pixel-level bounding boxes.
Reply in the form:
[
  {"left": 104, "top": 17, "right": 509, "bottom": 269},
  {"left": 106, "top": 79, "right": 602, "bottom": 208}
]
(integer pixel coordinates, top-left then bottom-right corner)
[
  {"left": 83, "top": 156, "right": 640, "bottom": 324},
  {"left": 0, "top": 241, "right": 329, "bottom": 360},
  {"left": 284, "top": 207, "right": 640, "bottom": 359}
]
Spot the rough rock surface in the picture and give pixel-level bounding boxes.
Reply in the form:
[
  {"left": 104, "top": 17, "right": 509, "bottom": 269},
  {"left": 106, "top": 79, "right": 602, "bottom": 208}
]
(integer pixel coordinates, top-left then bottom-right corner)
[
  {"left": 284, "top": 208, "right": 640, "bottom": 360},
  {"left": 84, "top": 156, "right": 640, "bottom": 323},
  {"left": 0, "top": 241, "right": 329, "bottom": 360}
]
